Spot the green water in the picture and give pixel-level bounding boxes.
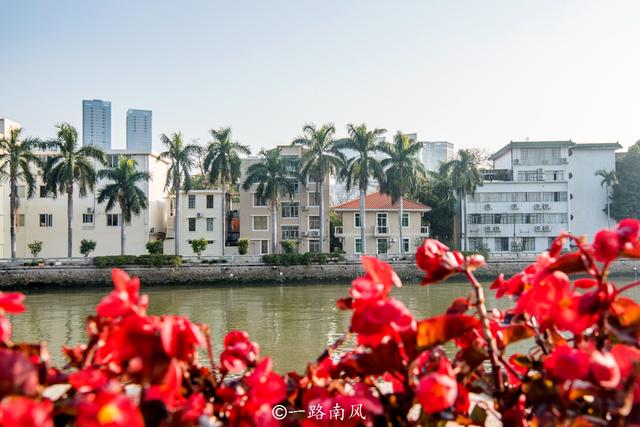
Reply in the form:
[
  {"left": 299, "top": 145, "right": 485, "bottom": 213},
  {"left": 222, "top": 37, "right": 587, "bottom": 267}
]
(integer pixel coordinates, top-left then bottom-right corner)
[{"left": 9, "top": 276, "right": 639, "bottom": 373}]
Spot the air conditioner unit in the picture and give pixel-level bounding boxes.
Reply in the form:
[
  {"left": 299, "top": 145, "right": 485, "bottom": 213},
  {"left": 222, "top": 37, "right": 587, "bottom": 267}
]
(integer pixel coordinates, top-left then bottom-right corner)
[
  {"left": 301, "top": 205, "right": 309, "bottom": 211},
  {"left": 513, "top": 159, "right": 520, "bottom": 164},
  {"left": 310, "top": 230, "right": 320, "bottom": 237},
  {"left": 485, "top": 226, "right": 493, "bottom": 232},
  {"left": 533, "top": 204, "right": 542, "bottom": 210},
  {"left": 560, "top": 158, "right": 568, "bottom": 164},
  {"left": 196, "top": 212, "right": 203, "bottom": 218},
  {"left": 542, "top": 225, "right": 551, "bottom": 232},
  {"left": 534, "top": 225, "right": 543, "bottom": 232},
  {"left": 301, "top": 231, "right": 308, "bottom": 237},
  {"left": 86, "top": 207, "right": 94, "bottom": 214},
  {"left": 484, "top": 204, "right": 492, "bottom": 210},
  {"left": 492, "top": 226, "right": 500, "bottom": 232},
  {"left": 511, "top": 204, "right": 519, "bottom": 210},
  {"left": 542, "top": 203, "right": 550, "bottom": 210}
]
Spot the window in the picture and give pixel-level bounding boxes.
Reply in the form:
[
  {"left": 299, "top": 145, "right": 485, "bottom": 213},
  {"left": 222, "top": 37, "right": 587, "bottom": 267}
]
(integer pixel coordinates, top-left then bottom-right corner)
[
  {"left": 188, "top": 218, "right": 196, "bottom": 232},
  {"left": 287, "top": 179, "right": 299, "bottom": 194},
  {"left": 281, "top": 202, "right": 299, "bottom": 218},
  {"left": 253, "top": 193, "right": 267, "bottom": 207},
  {"left": 188, "top": 195, "right": 196, "bottom": 209},
  {"left": 354, "top": 213, "right": 361, "bottom": 228},
  {"left": 281, "top": 226, "right": 299, "bottom": 240},
  {"left": 109, "top": 155, "right": 120, "bottom": 167},
  {"left": 376, "top": 212, "right": 388, "bottom": 234},
  {"left": 468, "top": 238, "right": 485, "bottom": 251},
  {"left": 308, "top": 192, "right": 320, "bottom": 206},
  {"left": 309, "top": 240, "right": 321, "bottom": 253},
  {"left": 39, "top": 186, "right": 50, "bottom": 198},
  {"left": 309, "top": 216, "right": 320, "bottom": 230},
  {"left": 206, "top": 195, "right": 214, "bottom": 209},
  {"left": 354, "top": 238, "right": 363, "bottom": 254},
  {"left": 106, "top": 214, "right": 119, "bottom": 227},
  {"left": 376, "top": 238, "right": 389, "bottom": 254},
  {"left": 82, "top": 213, "right": 94, "bottom": 224},
  {"left": 402, "top": 212, "right": 409, "bottom": 228},
  {"left": 260, "top": 240, "right": 269, "bottom": 254},
  {"left": 495, "top": 237, "right": 509, "bottom": 252},
  {"left": 17, "top": 214, "right": 25, "bottom": 227},
  {"left": 522, "top": 237, "right": 536, "bottom": 251},
  {"left": 402, "top": 238, "right": 410, "bottom": 253},
  {"left": 206, "top": 217, "right": 214, "bottom": 231},
  {"left": 253, "top": 216, "right": 268, "bottom": 231}
]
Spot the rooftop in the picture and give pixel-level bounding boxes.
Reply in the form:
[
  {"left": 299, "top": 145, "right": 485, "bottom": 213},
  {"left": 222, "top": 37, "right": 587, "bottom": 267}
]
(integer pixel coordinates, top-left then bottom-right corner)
[
  {"left": 333, "top": 192, "right": 431, "bottom": 211},
  {"left": 489, "top": 140, "right": 621, "bottom": 160}
]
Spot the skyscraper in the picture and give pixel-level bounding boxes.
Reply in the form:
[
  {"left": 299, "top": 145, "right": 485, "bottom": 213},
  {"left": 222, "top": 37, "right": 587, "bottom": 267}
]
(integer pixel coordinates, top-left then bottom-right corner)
[
  {"left": 126, "top": 109, "right": 152, "bottom": 152},
  {"left": 420, "top": 141, "right": 455, "bottom": 172},
  {"left": 82, "top": 99, "right": 111, "bottom": 149}
]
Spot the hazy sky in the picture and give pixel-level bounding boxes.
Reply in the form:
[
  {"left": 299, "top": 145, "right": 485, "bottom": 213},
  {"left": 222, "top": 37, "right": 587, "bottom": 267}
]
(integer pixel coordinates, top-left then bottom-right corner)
[{"left": 2, "top": 0, "right": 640, "bottom": 153}]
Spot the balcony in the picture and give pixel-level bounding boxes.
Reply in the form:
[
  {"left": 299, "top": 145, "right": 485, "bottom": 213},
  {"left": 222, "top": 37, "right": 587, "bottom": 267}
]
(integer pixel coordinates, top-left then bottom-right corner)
[
  {"left": 420, "top": 226, "right": 430, "bottom": 236},
  {"left": 480, "top": 169, "right": 512, "bottom": 182}
]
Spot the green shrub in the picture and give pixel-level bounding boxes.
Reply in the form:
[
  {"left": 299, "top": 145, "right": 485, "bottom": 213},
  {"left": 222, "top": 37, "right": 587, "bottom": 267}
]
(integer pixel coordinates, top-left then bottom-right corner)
[
  {"left": 190, "top": 238, "right": 208, "bottom": 257},
  {"left": 93, "top": 255, "right": 181, "bottom": 268},
  {"left": 146, "top": 240, "right": 163, "bottom": 255},
  {"left": 262, "top": 252, "right": 330, "bottom": 266},
  {"left": 237, "top": 238, "right": 249, "bottom": 255},
  {"left": 27, "top": 240, "right": 43, "bottom": 259},
  {"left": 281, "top": 240, "right": 297, "bottom": 254},
  {"left": 80, "top": 239, "right": 97, "bottom": 257}
]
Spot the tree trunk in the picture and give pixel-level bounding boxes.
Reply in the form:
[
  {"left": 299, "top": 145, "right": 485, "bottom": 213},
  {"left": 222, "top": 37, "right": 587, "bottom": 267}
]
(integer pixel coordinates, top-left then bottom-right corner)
[
  {"left": 462, "top": 195, "right": 467, "bottom": 251},
  {"left": 271, "top": 200, "right": 278, "bottom": 254},
  {"left": 120, "top": 213, "right": 126, "bottom": 255},
  {"left": 606, "top": 185, "right": 611, "bottom": 228},
  {"left": 398, "top": 193, "right": 404, "bottom": 255},
  {"left": 67, "top": 184, "right": 73, "bottom": 258},
  {"left": 360, "top": 188, "right": 366, "bottom": 254},
  {"left": 319, "top": 176, "right": 325, "bottom": 253},
  {"left": 174, "top": 176, "right": 180, "bottom": 256},
  {"left": 221, "top": 182, "right": 226, "bottom": 259},
  {"left": 9, "top": 180, "right": 17, "bottom": 259}
]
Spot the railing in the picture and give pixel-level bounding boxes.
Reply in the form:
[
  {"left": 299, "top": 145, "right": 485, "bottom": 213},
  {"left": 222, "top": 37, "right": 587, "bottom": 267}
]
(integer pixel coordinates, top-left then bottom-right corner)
[
  {"left": 375, "top": 226, "right": 389, "bottom": 235},
  {"left": 480, "top": 169, "right": 512, "bottom": 182},
  {"left": 420, "top": 226, "right": 430, "bottom": 235}
]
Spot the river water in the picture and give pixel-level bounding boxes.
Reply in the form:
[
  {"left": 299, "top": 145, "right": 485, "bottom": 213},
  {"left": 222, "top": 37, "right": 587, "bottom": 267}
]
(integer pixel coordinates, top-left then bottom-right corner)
[{"left": 9, "top": 275, "right": 639, "bottom": 373}]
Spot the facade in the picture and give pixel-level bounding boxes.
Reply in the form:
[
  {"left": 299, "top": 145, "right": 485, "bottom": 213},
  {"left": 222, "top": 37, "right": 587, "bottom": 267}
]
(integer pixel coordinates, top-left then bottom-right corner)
[
  {"left": 82, "top": 99, "right": 111, "bottom": 149},
  {"left": 126, "top": 109, "right": 152, "bottom": 152},
  {"left": 463, "top": 140, "right": 620, "bottom": 254},
  {"left": 239, "top": 145, "right": 331, "bottom": 255},
  {"left": 0, "top": 118, "right": 22, "bottom": 258},
  {"left": 333, "top": 192, "right": 431, "bottom": 255},
  {"left": 163, "top": 190, "right": 225, "bottom": 256},
  {"left": 7, "top": 150, "right": 169, "bottom": 258},
  {"left": 420, "top": 141, "right": 455, "bottom": 172}
]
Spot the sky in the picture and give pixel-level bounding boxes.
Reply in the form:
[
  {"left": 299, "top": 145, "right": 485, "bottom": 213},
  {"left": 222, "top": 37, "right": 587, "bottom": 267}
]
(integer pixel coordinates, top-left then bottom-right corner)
[{"left": 2, "top": 0, "right": 640, "bottom": 154}]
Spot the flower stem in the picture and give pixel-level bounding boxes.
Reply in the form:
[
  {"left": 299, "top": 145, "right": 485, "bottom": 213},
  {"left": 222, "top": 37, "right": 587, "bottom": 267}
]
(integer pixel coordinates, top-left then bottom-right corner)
[{"left": 465, "top": 270, "right": 504, "bottom": 394}]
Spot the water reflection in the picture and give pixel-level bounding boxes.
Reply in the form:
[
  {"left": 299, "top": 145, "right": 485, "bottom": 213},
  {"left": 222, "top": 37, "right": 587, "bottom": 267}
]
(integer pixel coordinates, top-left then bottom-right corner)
[{"left": 10, "top": 277, "right": 639, "bottom": 373}]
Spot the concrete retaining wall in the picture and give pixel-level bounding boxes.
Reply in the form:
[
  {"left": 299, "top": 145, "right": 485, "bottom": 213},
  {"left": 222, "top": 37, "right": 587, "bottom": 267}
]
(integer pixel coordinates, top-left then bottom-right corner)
[{"left": 0, "top": 259, "right": 638, "bottom": 289}]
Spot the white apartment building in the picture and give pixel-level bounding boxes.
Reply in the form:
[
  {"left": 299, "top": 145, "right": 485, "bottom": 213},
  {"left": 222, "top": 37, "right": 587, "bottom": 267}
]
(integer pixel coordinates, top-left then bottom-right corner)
[
  {"left": 7, "top": 150, "right": 169, "bottom": 258},
  {"left": 163, "top": 190, "right": 226, "bottom": 256},
  {"left": 0, "top": 118, "right": 23, "bottom": 258},
  {"left": 239, "top": 145, "right": 331, "bottom": 255},
  {"left": 463, "top": 140, "right": 620, "bottom": 254}
]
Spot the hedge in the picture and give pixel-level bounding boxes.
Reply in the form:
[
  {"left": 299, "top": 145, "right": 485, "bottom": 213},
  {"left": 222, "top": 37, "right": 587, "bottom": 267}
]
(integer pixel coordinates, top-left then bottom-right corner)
[{"left": 93, "top": 255, "right": 182, "bottom": 268}]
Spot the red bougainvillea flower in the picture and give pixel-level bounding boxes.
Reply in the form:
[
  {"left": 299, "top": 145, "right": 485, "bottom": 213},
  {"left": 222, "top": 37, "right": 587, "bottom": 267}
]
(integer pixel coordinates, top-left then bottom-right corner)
[
  {"left": 245, "top": 357, "right": 286, "bottom": 406},
  {"left": 593, "top": 219, "right": 640, "bottom": 263},
  {"left": 0, "top": 292, "right": 25, "bottom": 315},
  {"left": 96, "top": 269, "right": 148, "bottom": 318},
  {"left": 68, "top": 368, "right": 110, "bottom": 393},
  {"left": 77, "top": 391, "right": 144, "bottom": 427},
  {"left": 543, "top": 345, "right": 590, "bottom": 381},
  {"left": 415, "top": 372, "right": 458, "bottom": 414},
  {"left": 416, "top": 239, "right": 464, "bottom": 285},
  {"left": 348, "top": 257, "right": 401, "bottom": 307},
  {"left": 94, "top": 315, "right": 161, "bottom": 370},
  {"left": 611, "top": 344, "right": 640, "bottom": 379},
  {"left": 590, "top": 350, "right": 621, "bottom": 389},
  {"left": 144, "top": 359, "right": 183, "bottom": 410},
  {"left": 220, "top": 330, "right": 260, "bottom": 373},
  {"left": 160, "top": 315, "right": 204, "bottom": 362},
  {"left": 0, "top": 396, "right": 53, "bottom": 427},
  {"left": 351, "top": 298, "right": 416, "bottom": 348}
]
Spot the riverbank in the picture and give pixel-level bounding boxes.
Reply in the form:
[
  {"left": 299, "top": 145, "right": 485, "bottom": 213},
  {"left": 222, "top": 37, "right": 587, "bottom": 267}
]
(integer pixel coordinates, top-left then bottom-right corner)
[{"left": 0, "top": 259, "right": 638, "bottom": 288}]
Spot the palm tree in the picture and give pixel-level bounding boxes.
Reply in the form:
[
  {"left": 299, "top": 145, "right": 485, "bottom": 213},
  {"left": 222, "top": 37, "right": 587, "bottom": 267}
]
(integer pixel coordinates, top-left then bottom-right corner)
[
  {"left": 379, "top": 131, "right": 425, "bottom": 254},
  {"left": 440, "top": 149, "right": 483, "bottom": 251},
  {"left": 292, "top": 123, "right": 343, "bottom": 253},
  {"left": 0, "top": 128, "right": 42, "bottom": 258},
  {"left": 42, "top": 123, "right": 106, "bottom": 257},
  {"left": 596, "top": 169, "right": 618, "bottom": 228},
  {"left": 242, "top": 148, "right": 296, "bottom": 254},
  {"left": 159, "top": 132, "right": 200, "bottom": 256},
  {"left": 97, "top": 157, "right": 151, "bottom": 255},
  {"left": 335, "top": 123, "right": 386, "bottom": 254},
  {"left": 203, "top": 128, "right": 251, "bottom": 258}
]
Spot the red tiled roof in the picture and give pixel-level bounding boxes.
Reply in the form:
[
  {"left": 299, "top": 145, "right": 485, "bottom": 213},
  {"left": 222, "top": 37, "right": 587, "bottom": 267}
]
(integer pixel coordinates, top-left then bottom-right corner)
[{"left": 334, "top": 192, "right": 431, "bottom": 211}]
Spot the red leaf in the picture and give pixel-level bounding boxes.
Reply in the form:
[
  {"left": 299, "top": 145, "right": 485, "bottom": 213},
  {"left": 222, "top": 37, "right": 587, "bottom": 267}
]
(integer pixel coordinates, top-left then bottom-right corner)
[
  {"left": 496, "top": 324, "right": 534, "bottom": 349},
  {"left": 417, "top": 314, "right": 480, "bottom": 349},
  {"left": 546, "top": 252, "right": 589, "bottom": 275}
]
